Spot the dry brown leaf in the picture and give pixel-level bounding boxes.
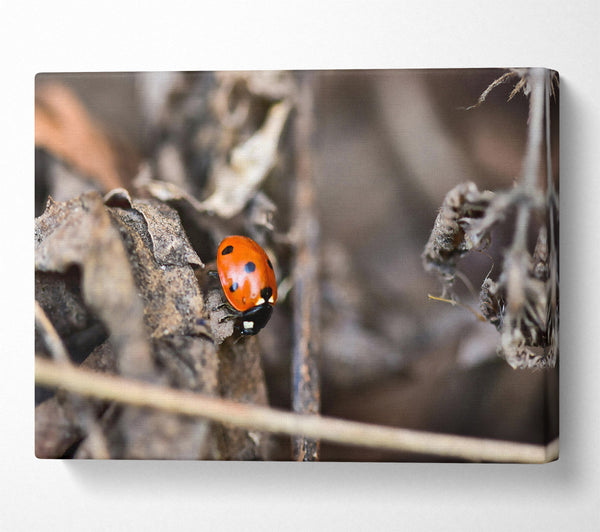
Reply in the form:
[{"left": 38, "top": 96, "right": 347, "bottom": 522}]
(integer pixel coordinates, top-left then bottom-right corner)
[
  {"left": 422, "top": 182, "right": 494, "bottom": 289},
  {"left": 35, "top": 192, "right": 153, "bottom": 377},
  {"left": 106, "top": 202, "right": 207, "bottom": 340},
  {"left": 35, "top": 191, "right": 221, "bottom": 458},
  {"left": 100, "top": 198, "right": 217, "bottom": 458},
  {"left": 199, "top": 100, "right": 292, "bottom": 218},
  {"left": 138, "top": 99, "right": 291, "bottom": 221},
  {"left": 35, "top": 190, "right": 276, "bottom": 459},
  {"left": 131, "top": 199, "right": 203, "bottom": 268}
]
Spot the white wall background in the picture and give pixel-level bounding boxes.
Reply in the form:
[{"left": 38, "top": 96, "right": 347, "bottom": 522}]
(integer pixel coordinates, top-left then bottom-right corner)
[{"left": 2, "top": 1, "right": 599, "bottom": 530}]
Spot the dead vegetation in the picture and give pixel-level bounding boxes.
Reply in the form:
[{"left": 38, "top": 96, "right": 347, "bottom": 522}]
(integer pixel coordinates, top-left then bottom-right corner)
[
  {"left": 422, "top": 69, "right": 559, "bottom": 369},
  {"left": 35, "top": 68, "right": 559, "bottom": 461}
]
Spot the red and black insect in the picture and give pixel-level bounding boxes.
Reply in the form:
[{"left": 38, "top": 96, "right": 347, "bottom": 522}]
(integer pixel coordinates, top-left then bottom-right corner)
[{"left": 216, "top": 236, "right": 277, "bottom": 336}]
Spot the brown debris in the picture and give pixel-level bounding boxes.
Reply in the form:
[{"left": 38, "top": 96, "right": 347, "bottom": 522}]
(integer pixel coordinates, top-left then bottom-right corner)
[
  {"left": 424, "top": 184, "right": 556, "bottom": 370},
  {"left": 423, "top": 70, "right": 558, "bottom": 370},
  {"left": 184, "top": 99, "right": 291, "bottom": 219}
]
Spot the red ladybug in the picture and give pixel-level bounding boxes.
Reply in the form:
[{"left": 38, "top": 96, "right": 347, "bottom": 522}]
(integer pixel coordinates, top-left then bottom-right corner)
[{"left": 216, "top": 235, "right": 277, "bottom": 335}]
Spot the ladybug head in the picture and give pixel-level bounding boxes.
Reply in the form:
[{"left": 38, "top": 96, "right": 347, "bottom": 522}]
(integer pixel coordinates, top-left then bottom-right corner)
[{"left": 236, "top": 303, "right": 274, "bottom": 336}]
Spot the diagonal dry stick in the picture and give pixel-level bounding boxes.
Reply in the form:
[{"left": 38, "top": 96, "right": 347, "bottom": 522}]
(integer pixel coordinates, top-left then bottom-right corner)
[
  {"left": 35, "top": 302, "right": 110, "bottom": 458},
  {"left": 35, "top": 357, "right": 558, "bottom": 463},
  {"left": 35, "top": 301, "right": 70, "bottom": 364}
]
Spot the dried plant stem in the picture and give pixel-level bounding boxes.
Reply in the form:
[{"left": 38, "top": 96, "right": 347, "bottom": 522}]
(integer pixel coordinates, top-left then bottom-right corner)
[
  {"left": 35, "top": 357, "right": 557, "bottom": 463},
  {"left": 506, "top": 69, "right": 546, "bottom": 316},
  {"left": 290, "top": 74, "right": 321, "bottom": 461},
  {"left": 513, "top": 68, "right": 546, "bottom": 252},
  {"left": 427, "top": 294, "right": 486, "bottom": 322},
  {"left": 462, "top": 71, "right": 518, "bottom": 110}
]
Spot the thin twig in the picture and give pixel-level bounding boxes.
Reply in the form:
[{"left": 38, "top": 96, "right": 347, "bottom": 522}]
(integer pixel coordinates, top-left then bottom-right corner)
[
  {"left": 35, "top": 357, "right": 558, "bottom": 463},
  {"left": 290, "top": 73, "right": 321, "bottom": 461},
  {"left": 34, "top": 303, "right": 110, "bottom": 458},
  {"left": 34, "top": 301, "right": 70, "bottom": 364}
]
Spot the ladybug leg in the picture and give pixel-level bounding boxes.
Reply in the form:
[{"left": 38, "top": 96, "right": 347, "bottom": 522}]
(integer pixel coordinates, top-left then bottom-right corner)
[
  {"left": 213, "top": 303, "right": 241, "bottom": 323},
  {"left": 206, "top": 269, "right": 219, "bottom": 278}
]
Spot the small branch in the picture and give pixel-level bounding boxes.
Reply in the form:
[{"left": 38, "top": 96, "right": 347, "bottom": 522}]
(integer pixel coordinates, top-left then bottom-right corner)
[
  {"left": 35, "top": 357, "right": 558, "bottom": 463},
  {"left": 290, "top": 74, "right": 321, "bottom": 461},
  {"left": 35, "top": 301, "right": 70, "bottom": 364},
  {"left": 35, "top": 303, "right": 111, "bottom": 458}
]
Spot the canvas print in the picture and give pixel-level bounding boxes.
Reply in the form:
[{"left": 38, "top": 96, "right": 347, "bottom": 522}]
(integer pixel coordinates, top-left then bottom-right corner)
[{"left": 34, "top": 69, "right": 559, "bottom": 461}]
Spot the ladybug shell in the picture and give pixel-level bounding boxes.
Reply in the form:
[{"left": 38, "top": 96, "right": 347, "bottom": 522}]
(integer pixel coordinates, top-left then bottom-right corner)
[{"left": 216, "top": 236, "right": 277, "bottom": 313}]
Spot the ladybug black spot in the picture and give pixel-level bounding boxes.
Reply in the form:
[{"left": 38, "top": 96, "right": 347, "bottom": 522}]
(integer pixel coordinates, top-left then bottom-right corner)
[
  {"left": 245, "top": 261, "right": 256, "bottom": 273},
  {"left": 229, "top": 282, "right": 239, "bottom": 292},
  {"left": 261, "top": 286, "right": 273, "bottom": 301},
  {"left": 267, "top": 258, "right": 274, "bottom": 270},
  {"left": 221, "top": 245, "right": 234, "bottom": 255}
]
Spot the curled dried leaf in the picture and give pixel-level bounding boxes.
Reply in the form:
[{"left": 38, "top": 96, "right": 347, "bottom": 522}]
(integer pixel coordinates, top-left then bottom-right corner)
[
  {"left": 422, "top": 182, "right": 494, "bottom": 288},
  {"left": 199, "top": 100, "right": 292, "bottom": 218},
  {"left": 104, "top": 187, "right": 133, "bottom": 209}
]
